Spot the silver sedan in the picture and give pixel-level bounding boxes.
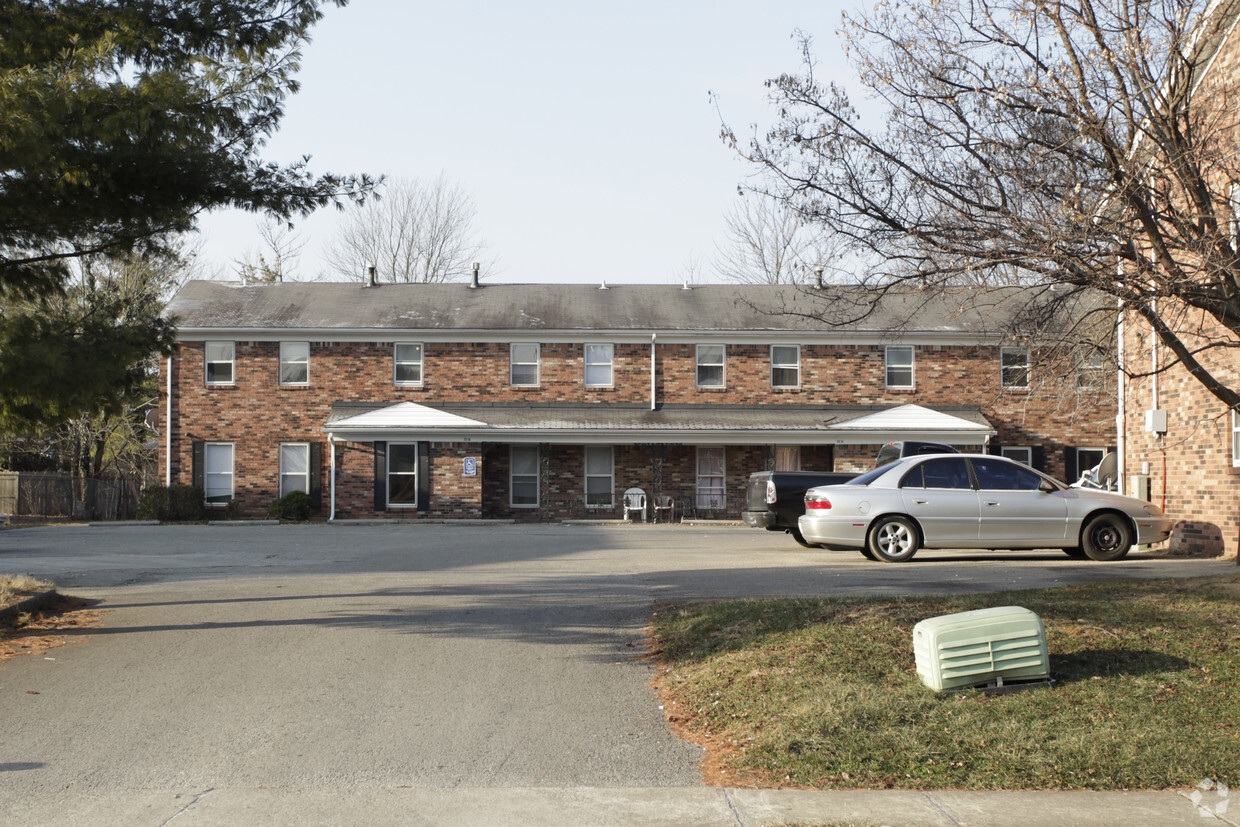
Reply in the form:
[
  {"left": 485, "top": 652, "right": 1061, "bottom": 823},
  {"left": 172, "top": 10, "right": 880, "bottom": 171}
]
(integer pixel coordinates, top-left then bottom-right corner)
[{"left": 798, "top": 453, "right": 1172, "bottom": 562}]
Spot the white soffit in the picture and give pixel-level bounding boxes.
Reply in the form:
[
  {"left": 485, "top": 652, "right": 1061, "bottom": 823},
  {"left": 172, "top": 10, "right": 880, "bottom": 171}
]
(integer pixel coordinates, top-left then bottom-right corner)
[
  {"left": 828, "top": 404, "right": 991, "bottom": 434},
  {"left": 329, "top": 402, "right": 488, "bottom": 430}
]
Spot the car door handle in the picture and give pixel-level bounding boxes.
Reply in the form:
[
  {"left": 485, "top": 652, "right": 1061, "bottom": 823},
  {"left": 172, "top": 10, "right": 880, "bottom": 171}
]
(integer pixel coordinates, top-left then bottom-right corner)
[
  {"left": 985, "top": 501, "right": 1001, "bottom": 506},
  {"left": 913, "top": 499, "right": 928, "bottom": 505}
]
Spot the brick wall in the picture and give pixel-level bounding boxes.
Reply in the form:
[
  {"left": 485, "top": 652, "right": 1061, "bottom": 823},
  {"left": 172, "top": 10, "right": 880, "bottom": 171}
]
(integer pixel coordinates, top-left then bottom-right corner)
[
  {"left": 1123, "top": 314, "right": 1240, "bottom": 557},
  {"left": 159, "top": 337, "right": 1114, "bottom": 519}
]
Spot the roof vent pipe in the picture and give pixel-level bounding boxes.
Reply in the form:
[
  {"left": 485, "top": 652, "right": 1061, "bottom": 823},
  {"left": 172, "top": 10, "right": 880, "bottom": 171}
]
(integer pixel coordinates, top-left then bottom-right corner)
[
  {"left": 682, "top": 281, "right": 692, "bottom": 290},
  {"left": 814, "top": 266, "right": 824, "bottom": 289},
  {"left": 470, "top": 262, "right": 480, "bottom": 289},
  {"left": 600, "top": 280, "right": 609, "bottom": 290},
  {"left": 367, "top": 265, "right": 378, "bottom": 287}
]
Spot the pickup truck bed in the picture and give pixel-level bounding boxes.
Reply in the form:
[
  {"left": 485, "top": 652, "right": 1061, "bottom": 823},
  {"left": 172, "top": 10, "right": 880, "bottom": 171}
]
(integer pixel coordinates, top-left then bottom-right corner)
[{"left": 741, "top": 470, "right": 857, "bottom": 546}]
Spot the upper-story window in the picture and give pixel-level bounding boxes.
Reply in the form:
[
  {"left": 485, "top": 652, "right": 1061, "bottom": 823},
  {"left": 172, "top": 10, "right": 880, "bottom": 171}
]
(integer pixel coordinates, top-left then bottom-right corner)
[
  {"left": 394, "top": 343, "right": 423, "bottom": 386},
  {"left": 1001, "top": 347, "right": 1031, "bottom": 389},
  {"left": 279, "top": 342, "right": 309, "bottom": 385},
  {"left": 1075, "top": 350, "right": 1105, "bottom": 390},
  {"left": 771, "top": 345, "right": 800, "bottom": 388},
  {"left": 511, "top": 343, "right": 540, "bottom": 386},
  {"left": 885, "top": 346, "right": 914, "bottom": 389},
  {"left": 584, "top": 344, "right": 614, "bottom": 387},
  {"left": 696, "top": 344, "right": 725, "bottom": 388},
  {"left": 1232, "top": 410, "right": 1240, "bottom": 468},
  {"left": 205, "top": 341, "right": 235, "bottom": 386}
]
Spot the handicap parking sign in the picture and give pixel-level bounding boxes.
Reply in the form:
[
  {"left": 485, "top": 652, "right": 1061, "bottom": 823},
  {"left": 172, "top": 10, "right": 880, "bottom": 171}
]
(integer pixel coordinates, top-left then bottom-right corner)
[{"left": 463, "top": 457, "right": 477, "bottom": 476}]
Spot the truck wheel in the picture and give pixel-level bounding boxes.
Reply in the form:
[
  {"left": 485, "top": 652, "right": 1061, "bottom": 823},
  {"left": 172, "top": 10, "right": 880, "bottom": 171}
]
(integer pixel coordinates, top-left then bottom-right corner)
[
  {"left": 866, "top": 515, "right": 920, "bottom": 562},
  {"left": 788, "top": 527, "right": 814, "bottom": 548}
]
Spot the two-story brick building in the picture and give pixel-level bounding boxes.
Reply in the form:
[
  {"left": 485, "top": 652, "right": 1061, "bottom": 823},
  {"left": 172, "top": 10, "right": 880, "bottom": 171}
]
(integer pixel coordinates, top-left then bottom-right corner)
[{"left": 159, "top": 279, "right": 1116, "bottom": 521}]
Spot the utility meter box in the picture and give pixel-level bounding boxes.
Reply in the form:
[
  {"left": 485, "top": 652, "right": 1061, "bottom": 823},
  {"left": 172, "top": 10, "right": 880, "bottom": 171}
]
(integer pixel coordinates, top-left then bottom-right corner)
[{"left": 913, "top": 606, "right": 1049, "bottom": 692}]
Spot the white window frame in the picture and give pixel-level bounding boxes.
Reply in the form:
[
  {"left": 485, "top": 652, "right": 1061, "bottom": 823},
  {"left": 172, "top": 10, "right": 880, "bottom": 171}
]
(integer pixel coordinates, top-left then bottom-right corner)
[
  {"left": 696, "top": 344, "right": 725, "bottom": 388},
  {"left": 394, "top": 342, "right": 424, "bottom": 387},
  {"left": 770, "top": 345, "right": 800, "bottom": 389},
  {"left": 279, "top": 442, "right": 310, "bottom": 497},
  {"left": 696, "top": 446, "right": 726, "bottom": 511},
  {"left": 1075, "top": 350, "right": 1105, "bottom": 390},
  {"left": 885, "top": 345, "right": 914, "bottom": 389},
  {"left": 205, "top": 341, "right": 235, "bottom": 386},
  {"left": 1001, "top": 347, "right": 1031, "bottom": 389},
  {"left": 387, "top": 443, "right": 419, "bottom": 508},
  {"left": 510, "top": 445, "right": 540, "bottom": 508},
  {"left": 1232, "top": 410, "right": 1240, "bottom": 468},
  {"left": 584, "top": 446, "right": 614, "bottom": 508},
  {"left": 1001, "top": 446, "right": 1033, "bottom": 466},
  {"left": 204, "top": 442, "right": 234, "bottom": 505},
  {"left": 279, "top": 341, "right": 309, "bottom": 386},
  {"left": 584, "top": 343, "right": 614, "bottom": 388},
  {"left": 510, "top": 343, "right": 540, "bottom": 387},
  {"left": 1076, "top": 447, "right": 1107, "bottom": 482}
]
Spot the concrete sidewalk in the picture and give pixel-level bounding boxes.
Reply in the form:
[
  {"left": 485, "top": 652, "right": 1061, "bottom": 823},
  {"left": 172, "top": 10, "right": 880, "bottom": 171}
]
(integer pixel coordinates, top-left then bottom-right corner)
[{"left": 5, "top": 786, "right": 1231, "bottom": 826}]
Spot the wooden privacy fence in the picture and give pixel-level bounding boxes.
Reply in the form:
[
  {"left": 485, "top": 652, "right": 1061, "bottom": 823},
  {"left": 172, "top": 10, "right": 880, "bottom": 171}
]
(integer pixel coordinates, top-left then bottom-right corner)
[{"left": 0, "top": 473, "right": 141, "bottom": 521}]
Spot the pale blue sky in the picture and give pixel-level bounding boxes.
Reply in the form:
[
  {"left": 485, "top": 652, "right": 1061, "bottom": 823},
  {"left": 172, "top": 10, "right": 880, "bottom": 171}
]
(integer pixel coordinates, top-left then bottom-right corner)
[{"left": 197, "top": 1, "right": 862, "bottom": 284}]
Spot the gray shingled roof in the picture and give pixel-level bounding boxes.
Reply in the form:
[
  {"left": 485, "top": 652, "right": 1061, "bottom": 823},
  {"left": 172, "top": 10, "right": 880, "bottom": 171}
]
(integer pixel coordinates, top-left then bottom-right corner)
[{"left": 166, "top": 280, "right": 1055, "bottom": 337}]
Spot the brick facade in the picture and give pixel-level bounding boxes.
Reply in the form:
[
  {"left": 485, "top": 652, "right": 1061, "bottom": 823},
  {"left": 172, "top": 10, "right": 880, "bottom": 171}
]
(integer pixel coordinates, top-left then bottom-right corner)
[{"left": 159, "top": 327, "right": 1115, "bottom": 522}]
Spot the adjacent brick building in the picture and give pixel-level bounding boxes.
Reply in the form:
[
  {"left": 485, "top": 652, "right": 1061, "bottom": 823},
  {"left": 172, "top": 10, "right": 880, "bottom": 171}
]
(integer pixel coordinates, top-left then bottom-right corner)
[
  {"left": 1114, "top": 0, "right": 1240, "bottom": 558},
  {"left": 160, "top": 280, "right": 1116, "bottom": 521}
]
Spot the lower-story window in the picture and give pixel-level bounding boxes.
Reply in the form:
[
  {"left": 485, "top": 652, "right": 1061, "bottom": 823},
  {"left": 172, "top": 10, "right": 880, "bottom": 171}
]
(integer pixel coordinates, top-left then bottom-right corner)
[
  {"left": 388, "top": 443, "right": 419, "bottom": 507},
  {"left": 280, "top": 443, "right": 310, "bottom": 497},
  {"left": 697, "top": 446, "right": 726, "bottom": 510},
  {"left": 511, "top": 445, "right": 539, "bottom": 507},
  {"left": 204, "top": 442, "right": 234, "bottom": 505},
  {"left": 1001, "top": 446, "right": 1033, "bottom": 466},
  {"left": 585, "top": 446, "right": 614, "bottom": 507}
]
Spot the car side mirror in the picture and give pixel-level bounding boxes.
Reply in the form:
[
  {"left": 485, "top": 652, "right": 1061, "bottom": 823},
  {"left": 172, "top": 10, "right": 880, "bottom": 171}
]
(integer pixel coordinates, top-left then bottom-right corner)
[{"left": 1039, "top": 480, "right": 1056, "bottom": 493}]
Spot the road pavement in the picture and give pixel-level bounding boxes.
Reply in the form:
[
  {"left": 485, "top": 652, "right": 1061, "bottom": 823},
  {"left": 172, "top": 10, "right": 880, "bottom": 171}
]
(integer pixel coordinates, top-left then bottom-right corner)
[{"left": 1, "top": 523, "right": 1234, "bottom": 825}]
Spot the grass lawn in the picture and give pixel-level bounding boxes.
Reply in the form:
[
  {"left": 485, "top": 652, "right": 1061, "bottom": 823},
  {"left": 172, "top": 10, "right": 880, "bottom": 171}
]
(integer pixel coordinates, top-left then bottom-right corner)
[
  {"left": 650, "top": 574, "right": 1240, "bottom": 791},
  {"left": 0, "top": 574, "right": 51, "bottom": 611}
]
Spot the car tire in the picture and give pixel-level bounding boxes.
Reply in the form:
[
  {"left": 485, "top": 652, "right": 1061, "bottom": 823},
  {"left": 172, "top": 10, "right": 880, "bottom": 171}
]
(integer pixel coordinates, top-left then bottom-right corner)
[
  {"left": 789, "top": 527, "right": 814, "bottom": 548},
  {"left": 859, "top": 546, "right": 877, "bottom": 560},
  {"left": 1080, "top": 513, "right": 1133, "bottom": 561},
  {"left": 1062, "top": 546, "right": 1087, "bottom": 559},
  {"left": 866, "top": 515, "right": 920, "bottom": 562}
]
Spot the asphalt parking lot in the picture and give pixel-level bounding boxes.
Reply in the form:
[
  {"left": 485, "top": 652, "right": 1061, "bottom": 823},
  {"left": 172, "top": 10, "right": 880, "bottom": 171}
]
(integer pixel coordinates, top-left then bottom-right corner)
[{"left": 1, "top": 523, "right": 1233, "bottom": 824}]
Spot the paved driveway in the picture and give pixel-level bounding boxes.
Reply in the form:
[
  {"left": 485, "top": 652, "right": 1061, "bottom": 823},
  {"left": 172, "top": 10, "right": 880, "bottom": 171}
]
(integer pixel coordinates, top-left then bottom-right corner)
[{"left": 0, "top": 523, "right": 1231, "bottom": 823}]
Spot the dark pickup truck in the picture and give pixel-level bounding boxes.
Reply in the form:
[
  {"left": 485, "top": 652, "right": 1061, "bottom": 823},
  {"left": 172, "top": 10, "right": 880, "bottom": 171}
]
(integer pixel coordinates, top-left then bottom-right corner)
[
  {"left": 741, "top": 441, "right": 957, "bottom": 547},
  {"left": 742, "top": 470, "right": 858, "bottom": 546}
]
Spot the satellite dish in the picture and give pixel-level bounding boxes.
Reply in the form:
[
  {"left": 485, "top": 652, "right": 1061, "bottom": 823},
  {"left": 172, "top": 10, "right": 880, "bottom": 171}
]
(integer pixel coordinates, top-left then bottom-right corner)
[{"left": 1096, "top": 452, "right": 1118, "bottom": 489}]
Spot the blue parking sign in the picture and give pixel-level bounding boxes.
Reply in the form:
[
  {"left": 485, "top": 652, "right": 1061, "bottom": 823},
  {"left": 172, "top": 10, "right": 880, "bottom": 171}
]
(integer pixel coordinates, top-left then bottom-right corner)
[{"left": 463, "top": 457, "right": 477, "bottom": 476}]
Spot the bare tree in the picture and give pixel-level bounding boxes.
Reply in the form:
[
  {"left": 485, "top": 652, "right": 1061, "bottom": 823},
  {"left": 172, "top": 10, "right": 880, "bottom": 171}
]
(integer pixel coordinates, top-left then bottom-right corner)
[
  {"left": 713, "top": 195, "right": 845, "bottom": 284},
  {"left": 732, "top": 0, "right": 1240, "bottom": 407},
  {"left": 235, "top": 219, "right": 305, "bottom": 283},
  {"left": 324, "top": 176, "right": 489, "bottom": 283}
]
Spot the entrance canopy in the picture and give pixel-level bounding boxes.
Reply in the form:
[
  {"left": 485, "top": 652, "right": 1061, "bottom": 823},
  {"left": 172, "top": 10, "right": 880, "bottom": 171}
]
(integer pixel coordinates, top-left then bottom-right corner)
[{"left": 324, "top": 402, "right": 994, "bottom": 446}]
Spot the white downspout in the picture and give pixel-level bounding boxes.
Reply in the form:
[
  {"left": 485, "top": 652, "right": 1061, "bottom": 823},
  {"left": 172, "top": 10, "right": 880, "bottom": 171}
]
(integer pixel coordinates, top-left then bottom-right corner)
[
  {"left": 650, "top": 334, "right": 657, "bottom": 410},
  {"left": 328, "top": 435, "right": 337, "bottom": 521},
  {"left": 1116, "top": 300, "right": 1126, "bottom": 493},
  {"left": 165, "top": 354, "right": 173, "bottom": 486}
]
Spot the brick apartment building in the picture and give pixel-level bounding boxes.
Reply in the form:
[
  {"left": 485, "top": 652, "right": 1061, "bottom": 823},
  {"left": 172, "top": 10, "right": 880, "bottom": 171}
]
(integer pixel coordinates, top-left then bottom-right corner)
[
  {"left": 1114, "top": 0, "right": 1240, "bottom": 558},
  {"left": 159, "top": 280, "right": 1116, "bottom": 521}
]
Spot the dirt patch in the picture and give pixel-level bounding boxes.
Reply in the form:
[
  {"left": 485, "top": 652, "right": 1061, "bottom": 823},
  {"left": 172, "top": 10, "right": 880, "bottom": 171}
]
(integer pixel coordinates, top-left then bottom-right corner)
[{"left": 1, "top": 595, "right": 104, "bottom": 665}]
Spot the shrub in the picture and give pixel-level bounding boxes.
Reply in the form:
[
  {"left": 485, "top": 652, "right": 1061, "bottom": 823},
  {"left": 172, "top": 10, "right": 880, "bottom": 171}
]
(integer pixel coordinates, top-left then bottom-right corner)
[
  {"left": 269, "top": 490, "right": 315, "bottom": 522},
  {"left": 137, "top": 485, "right": 207, "bottom": 522}
]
